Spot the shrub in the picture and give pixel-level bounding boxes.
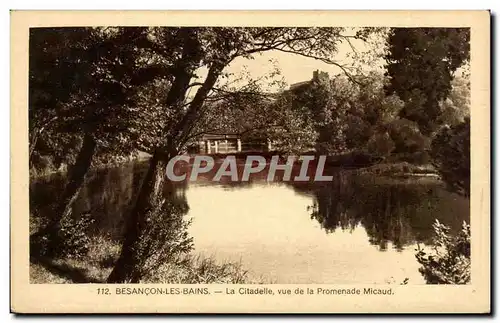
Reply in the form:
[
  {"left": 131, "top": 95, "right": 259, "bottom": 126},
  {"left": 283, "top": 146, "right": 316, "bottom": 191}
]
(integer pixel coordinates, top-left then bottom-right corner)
[
  {"left": 430, "top": 117, "right": 470, "bottom": 197},
  {"left": 131, "top": 197, "right": 194, "bottom": 280},
  {"left": 57, "top": 213, "right": 95, "bottom": 259},
  {"left": 31, "top": 212, "right": 95, "bottom": 260},
  {"left": 366, "top": 132, "right": 395, "bottom": 158},
  {"left": 415, "top": 219, "right": 470, "bottom": 284}
]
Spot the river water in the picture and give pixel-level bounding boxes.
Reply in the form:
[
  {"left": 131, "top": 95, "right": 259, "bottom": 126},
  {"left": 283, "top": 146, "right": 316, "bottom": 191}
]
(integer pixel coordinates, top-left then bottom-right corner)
[{"left": 30, "top": 160, "right": 469, "bottom": 284}]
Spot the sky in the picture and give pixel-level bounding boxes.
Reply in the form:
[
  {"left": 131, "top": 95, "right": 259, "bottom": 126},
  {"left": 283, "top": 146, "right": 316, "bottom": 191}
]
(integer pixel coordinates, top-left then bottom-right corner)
[
  {"left": 222, "top": 32, "right": 388, "bottom": 91},
  {"left": 188, "top": 30, "right": 388, "bottom": 96}
]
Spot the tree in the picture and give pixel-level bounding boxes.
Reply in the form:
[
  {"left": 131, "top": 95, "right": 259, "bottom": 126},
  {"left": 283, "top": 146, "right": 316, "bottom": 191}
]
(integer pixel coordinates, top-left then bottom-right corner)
[
  {"left": 430, "top": 117, "right": 470, "bottom": 197},
  {"left": 30, "top": 27, "right": 172, "bottom": 256},
  {"left": 192, "top": 68, "right": 322, "bottom": 154},
  {"left": 387, "top": 118, "right": 429, "bottom": 163},
  {"left": 287, "top": 70, "right": 404, "bottom": 158},
  {"left": 439, "top": 74, "right": 471, "bottom": 127},
  {"left": 29, "top": 28, "right": 95, "bottom": 171},
  {"left": 107, "top": 27, "right": 377, "bottom": 282},
  {"left": 385, "top": 28, "right": 470, "bottom": 136},
  {"left": 431, "top": 74, "right": 471, "bottom": 196},
  {"left": 184, "top": 66, "right": 292, "bottom": 148},
  {"left": 342, "top": 72, "right": 403, "bottom": 158},
  {"left": 290, "top": 71, "right": 348, "bottom": 154},
  {"left": 416, "top": 220, "right": 470, "bottom": 284}
]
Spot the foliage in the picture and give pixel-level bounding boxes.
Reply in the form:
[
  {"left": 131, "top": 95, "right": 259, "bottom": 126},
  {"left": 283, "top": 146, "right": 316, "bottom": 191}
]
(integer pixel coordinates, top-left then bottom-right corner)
[
  {"left": 430, "top": 117, "right": 470, "bottom": 197},
  {"left": 29, "top": 28, "right": 93, "bottom": 170},
  {"left": 30, "top": 27, "right": 382, "bottom": 163},
  {"left": 30, "top": 235, "right": 263, "bottom": 284},
  {"left": 106, "top": 27, "right": 388, "bottom": 283},
  {"left": 29, "top": 26, "right": 475, "bottom": 286},
  {"left": 287, "top": 70, "right": 407, "bottom": 157},
  {"left": 343, "top": 73, "right": 405, "bottom": 157},
  {"left": 265, "top": 93, "right": 319, "bottom": 153},
  {"left": 192, "top": 64, "right": 323, "bottom": 154},
  {"left": 182, "top": 256, "right": 249, "bottom": 284},
  {"left": 57, "top": 213, "right": 95, "bottom": 259},
  {"left": 29, "top": 27, "right": 170, "bottom": 170},
  {"left": 385, "top": 28, "right": 470, "bottom": 136},
  {"left": 366, "top": 132, "right": 396, "bottom": 157},
  {"left": 129, "top": 78, "right": 173, "bottom": 153},
  {"left": 290, "top": 71, "right": 348, "bottom": 154},
  {"left": 439, "top": 75, "right": 471, "bottom": 127},
  {"left": 144, "top": 255, "right": 256, "bottom": 284},
  {"left": 128, "top": 194, "right": 194, "bottom": 281},
  {"left": 387, "top": 118, "right": 430, "bottom": 163},
  {"left": 31, "top": 212, "right": 95, "bottom": 260},
  {"left": 181, "top": 28, "right": 471, "bottom": 164},
  {"left": 384, "top": 28, "right": 470, "bottom": 168},
  {"left": 415, "top": 220, "right": 470, "bottom": 284},
  {"left": 187, "top": 66, "right": 289, "bottom": 147},
  {"left": 358, "top": 162, "right": 436, "bottom": 177}
]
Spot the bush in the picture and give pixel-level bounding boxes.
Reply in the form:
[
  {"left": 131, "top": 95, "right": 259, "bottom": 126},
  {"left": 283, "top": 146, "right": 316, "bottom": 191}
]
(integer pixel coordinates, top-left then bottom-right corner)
[
  {"left": 130, "top": 197, "right": 194, "bottom": 280},
  {"left": 415, "top": 219, "right": 470, "bottom": 284},
  {"left": 366, "top": 132, "right": 396, "bottom": 158},
  {"left": 31, "top": 212, "right": 95, "bottom": 260},
  {"left": 57, "top": 213, "right": 95, "bottom": 259},
  {"left": 142, "top": 255, "right": 255, "bottom": 284},
  {"left": 430, "top": 117, "right": 470, "bottom": 197}
]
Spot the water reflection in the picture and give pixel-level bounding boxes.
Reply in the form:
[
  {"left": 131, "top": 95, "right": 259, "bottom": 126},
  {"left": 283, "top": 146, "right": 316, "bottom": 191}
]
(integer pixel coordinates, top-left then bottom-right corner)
[
  {"left": 30, "top": 160, "right": 469, "bottom": 283},
  {"left": 300, "top": 173, "right": 469, "bottom": 251},
  {"left": 30, "top": 162, "right": 148, "bottom": 240}
]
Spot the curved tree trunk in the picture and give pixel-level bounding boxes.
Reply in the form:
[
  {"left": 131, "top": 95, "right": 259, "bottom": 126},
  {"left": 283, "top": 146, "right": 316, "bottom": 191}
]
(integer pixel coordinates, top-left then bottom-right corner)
[
  {"left": 54, "top": 133, "right": 97, "bottom": 219},
  {"left": 34, "top": 132, "right": 97, "bottom": 255},
  {"left": 107, "top": 148, "right": 173, "bottom": 283},
  {"left": 107, "top": 65, "right": 224, "bottom": 283}
]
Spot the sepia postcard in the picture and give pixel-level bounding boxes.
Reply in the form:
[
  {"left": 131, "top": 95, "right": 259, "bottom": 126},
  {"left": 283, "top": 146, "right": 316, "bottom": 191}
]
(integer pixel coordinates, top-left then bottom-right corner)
[{"left": 10, "top": 10, "right": 490, "bottom": 314}]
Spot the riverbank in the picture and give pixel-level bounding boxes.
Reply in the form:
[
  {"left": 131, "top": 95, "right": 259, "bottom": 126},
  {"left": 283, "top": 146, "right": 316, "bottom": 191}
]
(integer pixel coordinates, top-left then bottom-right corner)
[
  {"left": 356, "top": 162, "right": 439, "bottom": 178},
  {"left": 30, "top": 150, "right": 438, "bottom": 182},
  {"left": 206, "top": 150, "right": 381, "bottom": 168},
  {"left": 29, "top": 152, "right": 151, "bottom": 179},
  {"left": 29, "top": 234, "right": 266, "bottom": 284}
]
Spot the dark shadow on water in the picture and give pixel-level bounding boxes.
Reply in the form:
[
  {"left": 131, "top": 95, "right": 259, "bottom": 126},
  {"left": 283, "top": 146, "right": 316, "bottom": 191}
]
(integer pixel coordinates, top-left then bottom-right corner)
[{"left": 288, "top": 172, "right": 470, "bottom": 250}]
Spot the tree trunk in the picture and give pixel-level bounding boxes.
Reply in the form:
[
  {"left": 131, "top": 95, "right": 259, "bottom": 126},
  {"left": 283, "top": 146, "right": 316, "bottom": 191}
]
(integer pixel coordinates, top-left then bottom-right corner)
[
  {"left": 56, "top": 133, "right": 97, "bottom": 216},
  {"left": 105, "top": 30, "right": 226, "bottom": 279},
  {"left": 34, "top": 132, "right": 97, "bottom": 255},
  {"left": 106, "top": 148, "right": 174, "bottom": 283},
  {"left": 29, "top": 116, "right": 58, "bottom": 159}
]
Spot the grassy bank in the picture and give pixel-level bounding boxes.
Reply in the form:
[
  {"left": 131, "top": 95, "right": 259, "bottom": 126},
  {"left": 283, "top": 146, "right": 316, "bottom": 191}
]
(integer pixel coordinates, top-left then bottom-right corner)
[
  {"left": 30, "top": 235, "right": 266, "bottom": 284},
  {"left": 356, "top": 162, "right": 439, "bottom": 177},
  {"left": 30, "top": 152, "right": 151, "bottom": 179}
]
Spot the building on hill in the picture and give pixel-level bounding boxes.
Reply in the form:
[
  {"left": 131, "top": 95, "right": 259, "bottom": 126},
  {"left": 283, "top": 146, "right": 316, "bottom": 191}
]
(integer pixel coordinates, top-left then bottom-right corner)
[{"left": 289, "top": 70, "right": 330, "bottom": 90}]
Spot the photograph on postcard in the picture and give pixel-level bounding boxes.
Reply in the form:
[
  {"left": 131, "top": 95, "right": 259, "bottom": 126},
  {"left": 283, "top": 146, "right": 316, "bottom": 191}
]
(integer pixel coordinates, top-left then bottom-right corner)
[{"left": 11, "top": 10, "right": 490, "bottom": 313}]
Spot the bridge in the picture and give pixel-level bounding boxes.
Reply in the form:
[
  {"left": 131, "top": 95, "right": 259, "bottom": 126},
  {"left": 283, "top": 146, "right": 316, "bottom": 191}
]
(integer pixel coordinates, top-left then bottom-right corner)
[{"left": 191, "top": 133, "right": 272, "bottom": 154}]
